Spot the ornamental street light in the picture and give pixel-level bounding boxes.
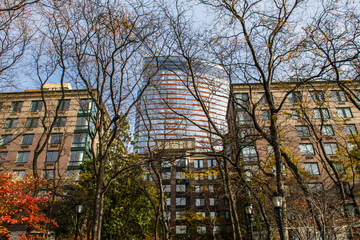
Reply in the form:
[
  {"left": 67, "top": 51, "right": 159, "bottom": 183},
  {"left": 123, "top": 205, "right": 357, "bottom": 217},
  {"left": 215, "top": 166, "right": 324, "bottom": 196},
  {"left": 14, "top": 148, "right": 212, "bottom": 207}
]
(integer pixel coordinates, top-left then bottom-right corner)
[
  {"left": 74, "top": 203, "right": 84, "bottom": 240},
  {"left": 245, "top": 203, "right": 254, "bottom": 240},
  {"left": 272, "top": 192, "right": 285, "bottom": 240}
]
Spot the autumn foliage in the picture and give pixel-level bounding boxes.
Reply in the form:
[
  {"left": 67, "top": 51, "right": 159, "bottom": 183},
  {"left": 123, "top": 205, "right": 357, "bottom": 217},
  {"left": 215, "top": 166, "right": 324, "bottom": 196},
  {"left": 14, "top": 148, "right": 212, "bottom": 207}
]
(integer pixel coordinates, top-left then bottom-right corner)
[{"left": 0, "top": 173, "right": 57, "bottom": 240}]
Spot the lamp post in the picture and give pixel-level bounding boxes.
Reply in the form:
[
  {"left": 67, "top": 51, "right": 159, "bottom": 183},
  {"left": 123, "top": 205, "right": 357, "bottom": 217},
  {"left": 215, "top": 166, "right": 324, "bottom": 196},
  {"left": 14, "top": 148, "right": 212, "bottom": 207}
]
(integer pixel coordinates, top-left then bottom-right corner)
[
  {"left": 272, "top": 192, "right": 285, "bottom": 240},
  {"left": 74, "top": 203, "right": 84, "bottom": 240},
  {"left": 245, "top": 203, "right": 254, "bottom": 240}
]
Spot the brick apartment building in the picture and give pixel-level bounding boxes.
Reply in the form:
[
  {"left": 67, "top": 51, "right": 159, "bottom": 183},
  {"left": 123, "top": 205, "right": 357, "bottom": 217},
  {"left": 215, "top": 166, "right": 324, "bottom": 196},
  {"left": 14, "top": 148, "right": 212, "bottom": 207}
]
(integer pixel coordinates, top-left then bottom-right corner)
[
  {"left": 0, "top": 83, "right": 96, "bottom": 183},
  {"left": 231, "top": 80, "right": 360, "bottom": 239}
]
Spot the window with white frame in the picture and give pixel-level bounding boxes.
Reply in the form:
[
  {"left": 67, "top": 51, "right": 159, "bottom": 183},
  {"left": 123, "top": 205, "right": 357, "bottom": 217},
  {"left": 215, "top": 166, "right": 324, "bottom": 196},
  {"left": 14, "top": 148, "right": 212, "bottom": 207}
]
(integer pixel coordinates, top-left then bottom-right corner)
[
  {"left": 16, "top": 151, "right": 30, "bottom": 163},
  {"left": 176, "top": 172, "right": 186, "bottom": 180},
  {"left": 299, "top": 143, "right": 315, "bottom": 156},
  {"left": 324, "top": 143, "right": 337, "bottom": 155},
  {"left": 69, "top": 151, "right": 84, "bottom": 166},
  {"left": 195, "top": 185, "right": 201, "bottom": 192},
  {"left": 295, "top": 126, "right": 310, "bottom": 137},
  {"left": 161, "top": 160, "right": 171, "bottom": 168},
  {"left": 210, "top": 211, "right": 216, "bottom": 219},
  {"left": 21, "top": 134, "right": 34, "bottom": 145},
  {"left": 314, "top": 108, "right": 330, "bottom": 119},
  {"left": 46, "top": 151, "right": 59, "bottom": 162},
  {"left": 166, "top": 198, "right": 171, "bottom": 206},
  {"left": 208, "top": 185, "right": 214, "bottom": 192},
  {"left": 337, "top": 108, "right": 352, "bottom": 118},
  {"left": 207, "top": 159, "right": 216, "bottom": 168},
  {"left": 332, "top": 90, "right": 347, "bottom": 102},
  {"left": 319, "top": 125, "right": 334, "bottom": 136},
  {"left": 344, "top": 124, "right": 357, "bottom": 135},
  {"left": 304, "top": 162, "right": 320, "bottom": 175},
  {"left": 196, "top": 211, "right": 206, "bottom": 217},
  {"left": 193, "top": 159, "right": 204, "bottom": 168},
  {"left": 209, "top": 198, "right": 216, "bottom": 206},
  {"left": 176, "top": 211, "right": 184, "bottom": 219},
  {"left": 242, "top": 146, "right": 257, "bottom": 161}
]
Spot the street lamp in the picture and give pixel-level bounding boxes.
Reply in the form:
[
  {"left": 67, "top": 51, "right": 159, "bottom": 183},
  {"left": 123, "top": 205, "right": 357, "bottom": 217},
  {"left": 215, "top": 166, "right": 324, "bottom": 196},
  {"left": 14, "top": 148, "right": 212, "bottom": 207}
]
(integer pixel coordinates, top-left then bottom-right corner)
[
  {"left": 272, "top": 192, "right": 285, "bottom": 240},
  {"left": 74, "top": 203, "right": 84, "bottom": 240},
  {"left": 245, "top": 203, "right": 254, "bottom": 240}
]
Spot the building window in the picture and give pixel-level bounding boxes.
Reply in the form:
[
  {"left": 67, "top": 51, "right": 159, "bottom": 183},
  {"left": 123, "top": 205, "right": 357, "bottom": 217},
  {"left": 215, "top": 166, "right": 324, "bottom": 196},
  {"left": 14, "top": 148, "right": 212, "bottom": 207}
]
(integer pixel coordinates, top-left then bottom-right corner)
[
  {"left": 54, "top": 117, "right": 67, "bottom": 127},
  {"left": 291, "top": 109, "right": 302, "bottom": 119},
  {"left": 235, "top": 93, "right": 249, "bottom": 107},
  {"left": 176, "top": 197, "right": 187, "bottom": 206},
  {"left": 310, "top": 91, "right": 325, "bottom": 102},
  {"left": 288, "top": 92, "right": 301, "bottom": 103},
  {"left": 196, "top": 211, "right": 206, "bottom": 217},
  {"left": 194, "top": 159, "right": 204, "bottom": 168},
  {"left": 176, "top": 184, "right": 186, "bottom": 192},
  {"left": 67, "top": 169, "right": 80, "bottom": 181},
  {"left": 163, "top": 184, "right": 171, "bottom": 193},
  {"left": 176, "top": 225, "right": 187, "bottom": 234},
  {"left": 176, "top": 172, "right": 186, "bottom": 180},
  {"left": 46, "top": 151, "right": 59, "bottom": 162},
  {"left": 213, "top": 226, "right": 221, "bottom": 233},
  {"left": 75, "top": 117, "right": 89, "bottom": 130},
  {"left": 176, "top": 211, "right": 184, "bottom": 219},
  {"left": 208, "top": 172, "right": 217, "bottom": 180},
  {"left": 195, "top": 198, "right": 205, "bottom": 206},
  {"left": 295, "top": 126, "right": 310, "bottom": 137},
  {"left": 314, "top": 108, "right": 330, "bottom": 119},
  {"left": 344, "top": 124, "right": 357, "bottom": 135},
  {"left": 320, "top": 125, "right": 334, "bottom": 136},
  {"left": 161, "top": 172, "right": 171, "bottom": 180},
  {"left": 21, "top": 134, "right": 34, "bottom": 145},
  {"left": 225, "top": 211, "right": 230, "bottom": 219},
  {"left": 69, "top": 151, "right": 84, "bottom": 166},
  {"left": 0, "top": 135, "right": 12, "bottom": 145},
  {"left": 16, "top": 151, "right": 30, "bottom": 163},
  {"left": 58, "top": 99, "right": 70, "bottom": 111},
  {"left": 78, "top": 99, "right": 95, "bottom": 114},
  {"left": 237, "top": 110, "right": 251, "bottom": 124},
  {"left": 13, "top": 170, "right": 25, "bottom": 180},
  {"left": 176, "top": 158, "right": 188, "bottom": 168},
  {"left": 337, "top": 108, "right": 352, "bottom": 118},
  {"left": 209, "top": 198, "right": 216, "bottom": 206},
  {"left": 242, "top": 146, "right": 257, "bottom": 161},
  {"left": 165, "top": 198, "right": 171, "bottom": 206},
  {"left": 9, "top": 101, "right": 23, "bottom": 112},
  {"left": 304, "top": 162, "right": 320, "bottom": 175},
  {"left": 4, "top": 118, "right": 18, "bottom": 128},
  {"left": 161, "top": 160, "right": 171, "bottom": 168},
  {"left": 0, "top": 152, "right": 7, "bottom": 162},
  {"left": 195, "top": 185, "right": 201, "bottom": 192},
  {"left": 42, "top": 170, "right": 55, "bottom": 180},
  {"left": 261, "top": 110, "right": 271, "bottom": 120},
  {"left": 299, "top": 143, "right": 315, "bottom": 156},
  {"left": 210, "top": 211, "right": 216, "bottom": 219},
  {"left": 144, "top": 174, "right": 153, "bottom": 181},
  {"left": 30, "top": 101, "right": 43, "bottom": 112},
  {"left": 308, "top": 183, "right": 323, "bottom": 192},
  {"left": 25, "top": 118, "right": 39, "bottom": 128},
  {"left": 72, "top": 133, "right": 89, "bottom": 148},
  {"left": 207, "top": 159, "right": 216, "bottom": 168},
  {"left": 209, "top": 185, "right": 214, "bottom": 192},
  {"left": 324, "top": 143, "right": 337, "bottom": 155},
  {"left": 332, "top": 90, "right": 347, "bottom": 102},
  {"left": 50, "top": 133, "right": 63, "bottom": 144},
  {"left": 197, "top": 226, "right": 206, "bottom": 234}
]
